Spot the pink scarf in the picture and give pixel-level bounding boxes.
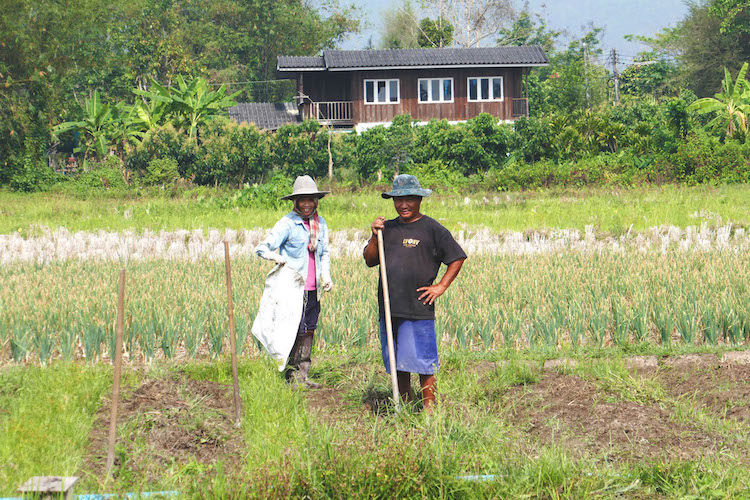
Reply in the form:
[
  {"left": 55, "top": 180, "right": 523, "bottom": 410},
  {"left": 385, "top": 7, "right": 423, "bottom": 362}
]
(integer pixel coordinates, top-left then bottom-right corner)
[
  {"left": 306, "top": 212, "right": 319, "bottom": 252},
  {"left": 293, "top": 201, "right": 319, "bottom": 252}
]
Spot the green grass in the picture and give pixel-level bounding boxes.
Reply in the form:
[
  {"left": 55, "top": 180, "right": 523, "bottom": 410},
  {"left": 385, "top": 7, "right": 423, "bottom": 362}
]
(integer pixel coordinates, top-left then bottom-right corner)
[
  {"left": 0, "top": 363, "right": 111, "bottom": 493},
  {"left": 2, "top": 183, "right": 750, "bottom": 235},
  {"left": 3, "top": 354, "right": 750, "bottom": 498}
]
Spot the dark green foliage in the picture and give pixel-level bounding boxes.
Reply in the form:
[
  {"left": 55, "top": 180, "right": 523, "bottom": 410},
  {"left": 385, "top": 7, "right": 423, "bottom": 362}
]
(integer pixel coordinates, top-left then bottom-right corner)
[
  {"left": 144, "top": 158, "right": 181, "bottom": 187},
  {"left": 7, "top": 135, "right": 57, "bottom": 192},
  {"left": 658, "top": 130, "right": 750, "bottom": 184},
  {"left": 641, "top": 0, "right": 750, "bottom": 97},
  {"left": 107, "top": 105, "right": 750, "bottom": 191},
  {"left": 230, "top": 172, "right": 294, "bottom": 209},
  {"left": 0, "top": 0, "right": 360, "bottom": 192},
  {"left": 196, "top": 120, "right": 271, "bottom": 187},
  {"left": 418, "top": 17, "right": 454, "bottom": 48},
  {"left": 125, "top": 126, "right": 199, "bottom": 178},
  {"left": 271, "top": 120, "right": 333, "bottom": 179},
  {"left": 73, "top": 157, "right": 129, "bottom": 191},
  {"left": 496, "top": 7, "right": 560, "bottom": 52},
  {"left": 620, "top": 56, "right": 681, "bottom": 99}
]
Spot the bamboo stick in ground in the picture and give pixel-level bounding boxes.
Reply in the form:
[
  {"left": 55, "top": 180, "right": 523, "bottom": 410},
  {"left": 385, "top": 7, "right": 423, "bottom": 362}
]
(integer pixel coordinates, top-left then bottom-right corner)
[
  {"left": 106, "top": 269, "right": 126, "bottom": 476},
  {"left": 377, "top": 229, "right": 400, "bottom": 411},
  {"left": 224, "top": 240, "right": 242, "bottom": 427}
]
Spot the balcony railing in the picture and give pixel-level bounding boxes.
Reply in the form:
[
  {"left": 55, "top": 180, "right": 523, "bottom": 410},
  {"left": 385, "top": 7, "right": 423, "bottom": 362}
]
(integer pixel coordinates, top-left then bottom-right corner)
[
  {"left": 512, "top": 98, "right": 529, "bottom": 118},
  {"left": 304, "top": 101, "right": 353, "bottom": 125}
]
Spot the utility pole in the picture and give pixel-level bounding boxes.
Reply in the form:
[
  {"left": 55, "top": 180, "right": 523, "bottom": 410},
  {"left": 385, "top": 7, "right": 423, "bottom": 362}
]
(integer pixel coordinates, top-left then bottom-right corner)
[{"left": 611, "top": 48, "right": 620, "bottom": 105}]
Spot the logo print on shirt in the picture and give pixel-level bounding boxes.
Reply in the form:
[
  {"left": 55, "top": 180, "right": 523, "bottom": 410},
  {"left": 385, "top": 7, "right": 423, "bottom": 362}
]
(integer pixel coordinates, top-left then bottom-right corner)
[{"left": 402, "top": 238, "right": 420, "bottom": 248}]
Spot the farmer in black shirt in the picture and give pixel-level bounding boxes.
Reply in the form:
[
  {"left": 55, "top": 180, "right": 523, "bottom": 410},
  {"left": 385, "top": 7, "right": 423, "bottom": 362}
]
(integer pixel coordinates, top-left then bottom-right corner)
[{"left": 363, "top": 174, "right": 467, "bottom": 410}]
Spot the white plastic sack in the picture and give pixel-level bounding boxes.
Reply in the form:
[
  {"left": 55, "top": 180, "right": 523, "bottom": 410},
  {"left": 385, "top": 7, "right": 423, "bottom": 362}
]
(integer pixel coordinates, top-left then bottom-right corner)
[{"left": 251, "top": 264, "right": 305, "bottom": 371}]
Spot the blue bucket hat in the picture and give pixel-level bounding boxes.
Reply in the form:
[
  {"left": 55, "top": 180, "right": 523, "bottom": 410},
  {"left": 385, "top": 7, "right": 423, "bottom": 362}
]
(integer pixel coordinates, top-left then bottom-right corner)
[{"left": 381, "top": 174, "right": 432, "bottom": 199}]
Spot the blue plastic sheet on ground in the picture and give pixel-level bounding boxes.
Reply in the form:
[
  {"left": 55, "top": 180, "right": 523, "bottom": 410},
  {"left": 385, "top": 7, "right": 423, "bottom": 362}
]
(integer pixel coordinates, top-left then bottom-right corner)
[
  {"left": 2, "top": 491, "right": 180, "bottom": 500},
  {"left": 76, "top": 491, "right": 180, "bottom": 499}
]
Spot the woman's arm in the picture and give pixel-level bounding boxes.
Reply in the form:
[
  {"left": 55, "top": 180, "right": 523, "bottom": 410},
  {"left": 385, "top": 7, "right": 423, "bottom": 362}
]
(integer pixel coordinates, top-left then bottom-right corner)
[{"left": 254, "top": 218, "right": 290, "bottom": 265}]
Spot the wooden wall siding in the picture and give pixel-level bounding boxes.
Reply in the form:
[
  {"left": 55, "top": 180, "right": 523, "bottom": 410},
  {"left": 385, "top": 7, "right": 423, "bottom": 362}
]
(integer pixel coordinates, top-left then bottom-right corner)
[
  {"left": 301, "top": 73, "right": 352, "bottom": 102},
  {"left": 350, "top": 68, "right": 524, "bottom": 124}
]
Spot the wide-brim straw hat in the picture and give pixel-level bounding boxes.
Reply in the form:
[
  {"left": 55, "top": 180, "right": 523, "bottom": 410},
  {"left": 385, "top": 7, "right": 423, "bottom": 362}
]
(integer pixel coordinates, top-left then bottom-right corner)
[
  {"left": 381, "top": 174, "right": 432, "bottom": 199},
  {"left": 281, "top": 175, "right": 331, "bottom": 200}
]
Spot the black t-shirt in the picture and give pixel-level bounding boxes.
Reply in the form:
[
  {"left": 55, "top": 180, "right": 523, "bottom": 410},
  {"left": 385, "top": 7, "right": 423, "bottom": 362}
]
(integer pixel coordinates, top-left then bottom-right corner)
[{"left": 377, "top": 215, "right": 467, "bottom": 320}]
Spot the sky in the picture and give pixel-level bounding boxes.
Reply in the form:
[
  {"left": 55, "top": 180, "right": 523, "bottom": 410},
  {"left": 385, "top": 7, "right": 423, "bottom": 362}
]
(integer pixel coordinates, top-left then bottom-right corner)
[{"left": 340, "top": 0, "right": 689, "bottom": 65}]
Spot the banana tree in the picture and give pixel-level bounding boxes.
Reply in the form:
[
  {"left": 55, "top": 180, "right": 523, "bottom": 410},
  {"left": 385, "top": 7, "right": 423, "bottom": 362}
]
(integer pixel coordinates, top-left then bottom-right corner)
[
  {"left": 132, "top": 76, "right": 239, "bottom": 139},
  {"left": 53, "top": 91, "right": 142, "bottom": 163},
  {"left": 168, "top": 76, "right": 239, "bottom": 139},
  {"left": 132, "top": 79, "right": 172, "bottom": 131},
  {"left": 53, "top": 90, "right": 115, "bottom": 162},
  {"left": 687, "top": 62, "right": 750, "bottom": 135}
]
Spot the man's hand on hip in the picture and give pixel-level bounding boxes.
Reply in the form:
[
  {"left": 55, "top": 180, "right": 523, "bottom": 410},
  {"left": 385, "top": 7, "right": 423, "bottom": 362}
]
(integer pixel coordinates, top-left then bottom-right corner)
[{"left": 417, "top": 283, "right": 448, "bottom": 306}]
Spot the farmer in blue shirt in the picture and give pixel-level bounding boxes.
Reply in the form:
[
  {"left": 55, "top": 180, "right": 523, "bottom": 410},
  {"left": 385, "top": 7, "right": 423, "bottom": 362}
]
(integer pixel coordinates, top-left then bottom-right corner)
[
  {"left": 363, "top": 174, "right": 466, "bottom": 410},
  {"left": 255, "top": 175, "right": 333, "bottom": 388}
]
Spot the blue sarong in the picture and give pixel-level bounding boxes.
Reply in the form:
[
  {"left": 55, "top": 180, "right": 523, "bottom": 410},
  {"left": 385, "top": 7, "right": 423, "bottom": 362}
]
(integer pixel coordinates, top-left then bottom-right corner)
[{"left": 379, "top": 318, "right": 438, "bottom": 375}]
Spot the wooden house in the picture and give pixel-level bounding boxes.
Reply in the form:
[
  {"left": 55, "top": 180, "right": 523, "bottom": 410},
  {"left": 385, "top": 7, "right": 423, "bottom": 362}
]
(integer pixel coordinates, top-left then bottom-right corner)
[{"left": 229, "top": 46, "right": 549, "bottom": 131}]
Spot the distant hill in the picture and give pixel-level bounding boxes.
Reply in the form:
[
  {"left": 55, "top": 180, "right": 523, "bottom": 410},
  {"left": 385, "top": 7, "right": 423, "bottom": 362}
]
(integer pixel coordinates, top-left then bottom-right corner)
[{"left": 342, "top": 0, "right": 688, "bottom": 65}]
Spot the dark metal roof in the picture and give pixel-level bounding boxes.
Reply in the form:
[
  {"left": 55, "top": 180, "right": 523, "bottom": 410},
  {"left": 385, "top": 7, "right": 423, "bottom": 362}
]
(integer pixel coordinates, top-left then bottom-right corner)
[
  {"left": 278, "top": 46, "right": 549, "bottom": 72},
  {"left": 277, "top": 55, "right": 326, "bottom": 70},
  {"left": 227, "top": 102, "right": 300, "bottom": 130}
]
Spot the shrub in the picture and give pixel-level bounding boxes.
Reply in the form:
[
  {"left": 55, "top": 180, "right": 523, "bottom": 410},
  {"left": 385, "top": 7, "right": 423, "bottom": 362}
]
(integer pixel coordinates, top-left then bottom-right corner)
[
  {"left": 355, "top": 125, "right": 390, "bottom": 180},
  {"left": 75, "top": 162, "right": 128, "bottom": 190},
  {"left": 196, "top": 120, "right": 271, "bottom": 186},
  {"left": 125, "top": 125, "right": 198, "bottom": 178},
  {"left": 231, "top": 172, "right": 293, "bottom": 209},
  {"left": 8, "top": 135, "right": 57, "bottom": 192},
  {"left": 144, "top": 158, "right": 181, "bottom": 186},
  {"left": 406, "top": 159, "right": 469, "bottom": 191},
  {"left": 271, "top": 120, "right": 332, "bottom": 179}
]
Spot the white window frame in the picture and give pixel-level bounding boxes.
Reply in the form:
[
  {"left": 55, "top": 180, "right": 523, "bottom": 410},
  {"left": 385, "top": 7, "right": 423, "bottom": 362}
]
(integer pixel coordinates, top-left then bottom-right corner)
[
  {"left": 417, "top": 77, "right": 454, "bottom": 103},
  {"left": 467, "top": 76, "right": 504, "bottom": 102},
  {"left": 364, "top": 79, "right": 400, "bottom": 105}
]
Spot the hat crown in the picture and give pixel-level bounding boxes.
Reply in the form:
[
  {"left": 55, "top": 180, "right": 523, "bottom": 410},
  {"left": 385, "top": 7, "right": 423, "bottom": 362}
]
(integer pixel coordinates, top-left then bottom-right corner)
[
  {"left": 292, "top": 175, "right": 317, "bottom": 192},
  {"left": 281, "top": 175, "right": 330, "bottom": 199},
  {"left": 382, "top": 174, "right": 432, "bottom": 199},
  {"left": 393, "top": 174, "right": 421, "bottom": 190}
]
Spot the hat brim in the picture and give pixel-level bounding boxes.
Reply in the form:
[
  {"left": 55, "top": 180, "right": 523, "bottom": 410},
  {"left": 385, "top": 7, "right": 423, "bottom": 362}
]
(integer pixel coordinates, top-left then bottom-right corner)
[
  {"left": 381, "top": 188, "right": 432, "bottom": 199},
  {"left": 281, "top": 190, "right": 330, "bottom": 200}
]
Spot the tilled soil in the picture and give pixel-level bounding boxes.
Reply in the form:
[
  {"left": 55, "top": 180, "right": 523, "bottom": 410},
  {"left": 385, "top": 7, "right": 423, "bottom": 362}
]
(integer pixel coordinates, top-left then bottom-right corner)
[
  {"left": 83, "top": 373, "right": 244, "bottom": 484},
  {"left": 81, "top": 355, "right": 750, "bottom": 485},
  {"left": 649, "top": 359, "right": 750, "bottom": 422},
  {"left": 505, "top": 372, "right": 727, "bottom": 463}
]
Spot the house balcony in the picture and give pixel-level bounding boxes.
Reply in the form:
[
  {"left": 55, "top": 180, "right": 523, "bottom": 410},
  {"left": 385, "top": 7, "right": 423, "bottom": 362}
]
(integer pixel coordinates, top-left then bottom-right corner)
[
  {"left": 303, "top": 101, "right": 354, "bottom": 126},
  {"left": 512, "top": 98, "right": 529, "bottom": 118}
]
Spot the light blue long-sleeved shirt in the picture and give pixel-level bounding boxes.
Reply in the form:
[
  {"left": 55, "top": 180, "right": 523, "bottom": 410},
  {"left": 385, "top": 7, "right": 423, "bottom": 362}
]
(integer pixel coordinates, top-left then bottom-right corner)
[{"left": 254, "top": 212, "right": 331, "bottom": 295}]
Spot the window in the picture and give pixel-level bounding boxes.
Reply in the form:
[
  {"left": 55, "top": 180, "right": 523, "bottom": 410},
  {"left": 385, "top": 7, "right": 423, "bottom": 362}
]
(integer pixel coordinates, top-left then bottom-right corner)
[
  {"left": 468, "top": 77, "right": 504, "bottom": 101},
  {"left": 364, "top": 79, "right": 400, "bottom": 104},
  {"left": 418, "top": 78, "right": 453, "bottom": 103}
]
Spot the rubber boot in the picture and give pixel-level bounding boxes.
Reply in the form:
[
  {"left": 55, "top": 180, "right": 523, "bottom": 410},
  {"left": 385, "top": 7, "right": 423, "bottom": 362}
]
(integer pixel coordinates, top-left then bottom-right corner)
[
  {"left": 285, "top": 333, "right": 304, "bottom": 384},
  {"left": 420, "top": 374, "right": 437, "bottom": 412},
  {"left": 293, "top": 330, "right": 321, "bottom": 389}
]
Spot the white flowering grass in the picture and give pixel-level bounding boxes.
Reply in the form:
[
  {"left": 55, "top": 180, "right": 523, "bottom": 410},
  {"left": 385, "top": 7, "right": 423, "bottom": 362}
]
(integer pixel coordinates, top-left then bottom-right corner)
[{"left": 2, "top": 223, "right": 749, "bottom": 264}]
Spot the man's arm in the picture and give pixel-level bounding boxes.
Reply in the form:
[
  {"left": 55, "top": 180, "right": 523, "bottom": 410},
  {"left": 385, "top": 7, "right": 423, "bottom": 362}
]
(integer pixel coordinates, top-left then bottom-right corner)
[
  {"left": 363, "top": 216, "right": 385, "bottom": 267},
  {"left": 416, "top": 258, "right": 466, "bottom": 305}
]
